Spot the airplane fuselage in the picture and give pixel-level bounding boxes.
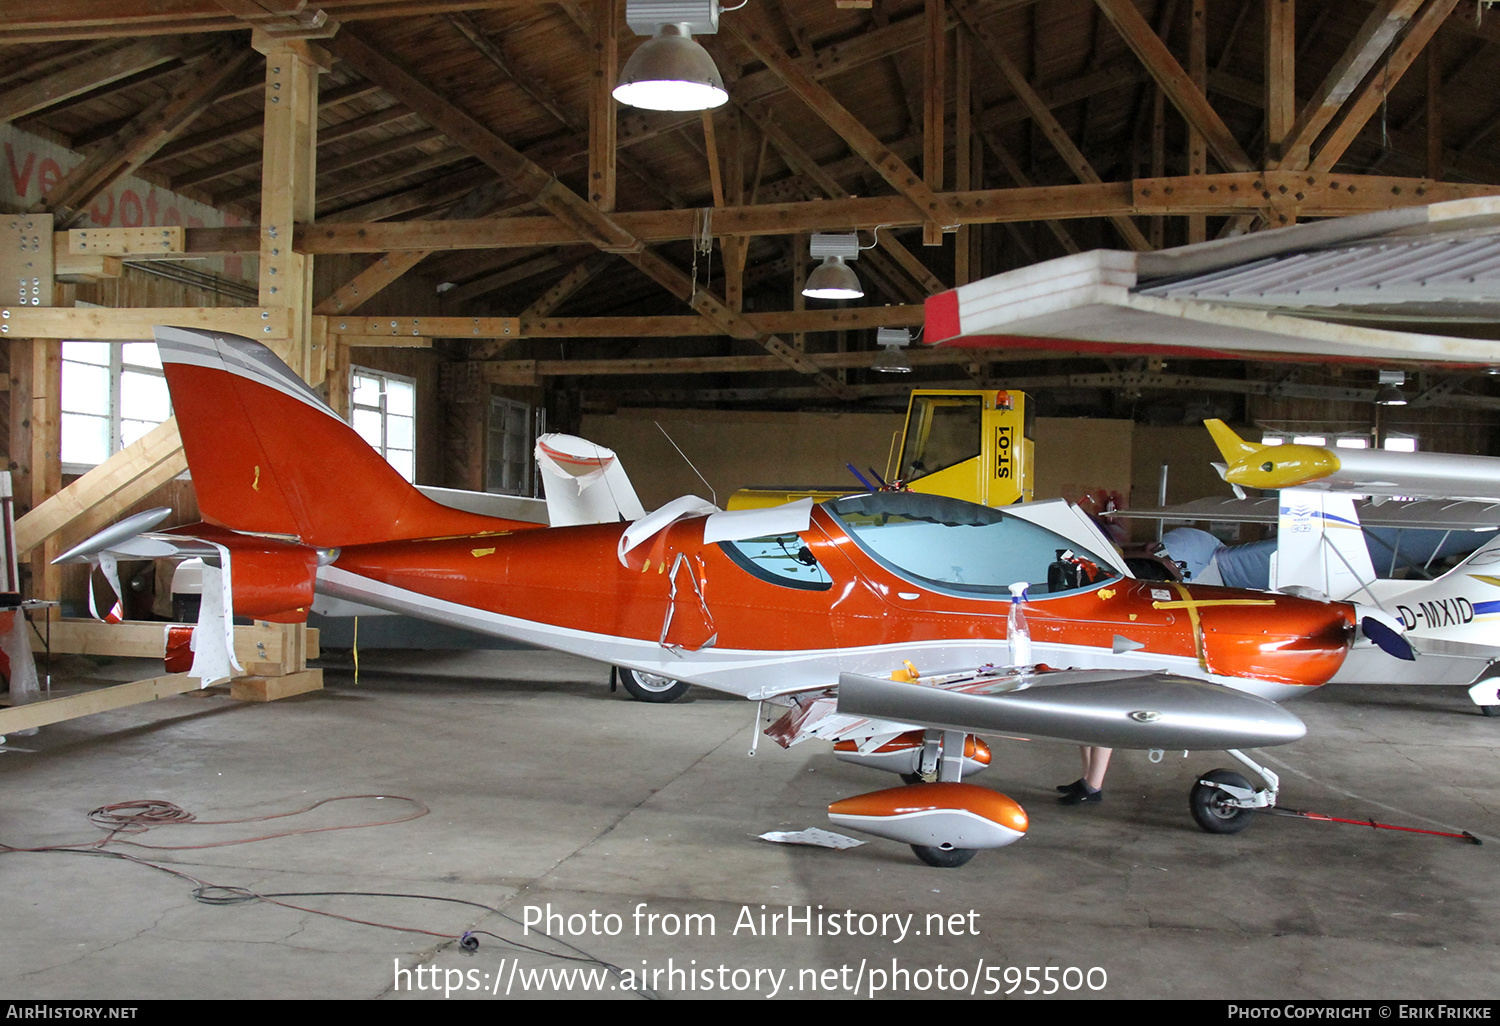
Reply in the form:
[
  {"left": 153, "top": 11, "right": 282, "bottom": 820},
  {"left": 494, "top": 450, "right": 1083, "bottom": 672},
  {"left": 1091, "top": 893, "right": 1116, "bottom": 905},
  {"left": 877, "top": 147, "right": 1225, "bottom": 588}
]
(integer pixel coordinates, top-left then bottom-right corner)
[{"left": 319, "top": 504, "right": 1355, "bottom": 703}]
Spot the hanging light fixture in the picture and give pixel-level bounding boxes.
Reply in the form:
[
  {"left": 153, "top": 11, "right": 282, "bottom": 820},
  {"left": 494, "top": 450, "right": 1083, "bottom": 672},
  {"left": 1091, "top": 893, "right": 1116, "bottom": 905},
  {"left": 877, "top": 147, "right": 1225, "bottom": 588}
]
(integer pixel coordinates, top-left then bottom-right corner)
[
  {"left": 1375, "top": 369, "right": 1408, "bottom": 406},
  {"left": 614, "top": 1, "right": 728, "bottom": 112},
  {"left": 802, "top": 232, "right": 864, "bottom": 299},
  {"left": 873, "top": 327, "right": 912, "bottom": 373}
]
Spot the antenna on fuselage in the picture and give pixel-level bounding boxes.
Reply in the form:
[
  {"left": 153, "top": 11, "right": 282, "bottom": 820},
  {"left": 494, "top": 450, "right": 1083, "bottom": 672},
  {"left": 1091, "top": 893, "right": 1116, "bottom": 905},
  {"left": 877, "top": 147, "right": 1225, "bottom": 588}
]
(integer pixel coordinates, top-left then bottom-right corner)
[{"left": 655, "top": 421, "right": 717, "bottom": 507}]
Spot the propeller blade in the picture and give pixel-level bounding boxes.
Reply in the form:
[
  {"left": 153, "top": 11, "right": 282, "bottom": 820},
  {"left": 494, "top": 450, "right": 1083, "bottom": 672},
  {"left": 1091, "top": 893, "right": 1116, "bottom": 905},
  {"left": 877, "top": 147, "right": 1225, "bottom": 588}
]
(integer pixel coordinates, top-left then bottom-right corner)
[{"left": 1362, "top": 615, "right": 1416, "bottom": 661}]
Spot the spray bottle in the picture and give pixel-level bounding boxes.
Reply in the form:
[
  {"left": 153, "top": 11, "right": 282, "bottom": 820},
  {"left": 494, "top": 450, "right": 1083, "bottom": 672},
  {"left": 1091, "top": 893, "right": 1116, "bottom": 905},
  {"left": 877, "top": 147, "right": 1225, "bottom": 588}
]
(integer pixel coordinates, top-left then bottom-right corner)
[{"left": 1007, "top": 581, "right": 1032, "bottom": 668}]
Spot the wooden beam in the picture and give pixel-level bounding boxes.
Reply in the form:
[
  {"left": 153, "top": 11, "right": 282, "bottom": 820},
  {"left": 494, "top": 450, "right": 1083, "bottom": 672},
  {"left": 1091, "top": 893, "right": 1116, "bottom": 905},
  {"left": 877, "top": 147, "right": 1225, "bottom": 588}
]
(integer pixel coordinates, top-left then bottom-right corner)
[
  {"left": 1427, "top": 32, "right": 1443, "bottom": 180},
  {"left": 0, "top": 306, "right": 291, "bottom": 339},
  {"left": 1187, "top": 0, "right": 1207, "bottom": 243},
  {"left": 32, "top": 38, "right": 254, "bottom": 226},
  {"left": 28, "top": 338, "right": 61, "bottom": 607},
  {"left": 1307, "top": 0, "right": 1460, "bottom": 174},
  {"left": 725, "top": 10, "right": 957, "bottom": 229},
  {"left": 923, "top": 0, "right": 947, "bottom": 245},
  {"left": 0, "top": 36, "right": 198, "bottom": 123},
  {"left": 588, "top": 0, "right": 617, "bottom": 212},
  {"left": 521, "top": 253, "right": 612, "bottom": 318},
  {"left": 313, "top": 181, "right": 515, "bottom": 315},
  {"left": 15, "top": 418, "right": 183, "bottom": 558},
  {"left": 743, "top": 106, "right": 945, "bottom": 298},
  {"left": 484, "top": 339, "right": 986, "bottom": 381},
  {"left": 952, "top": 0, "right": 1152, "bottom": 251},
  {"left": 324, "top": 25, "right": 853, "bottom": 399},
  {"left": 1275, "top": 0, "right": 1423, "bottom": 170},
  {"left": 1265, "top": 0, "right": 1296, "bottom": 160},
  {"left": 279, "top": 171, "right": 1500, "bottom": 256},
  {"left": 1093, "top": 0, "right": 1254, "bottom": 172}
]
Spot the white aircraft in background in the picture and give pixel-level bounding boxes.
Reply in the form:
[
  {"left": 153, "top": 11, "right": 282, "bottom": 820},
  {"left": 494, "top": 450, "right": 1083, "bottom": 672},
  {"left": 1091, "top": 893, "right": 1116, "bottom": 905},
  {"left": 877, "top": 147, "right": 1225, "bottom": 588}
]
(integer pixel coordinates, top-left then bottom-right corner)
[{"left": 1203, "top": 421, "right": 1500, "bottom": 712}]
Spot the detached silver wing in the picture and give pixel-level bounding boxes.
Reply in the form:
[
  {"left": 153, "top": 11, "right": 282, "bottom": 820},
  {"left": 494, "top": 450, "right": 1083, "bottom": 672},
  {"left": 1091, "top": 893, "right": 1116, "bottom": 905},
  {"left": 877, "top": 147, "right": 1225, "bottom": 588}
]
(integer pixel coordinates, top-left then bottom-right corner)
[{"left": 835, "top": 668, "right": 1306, "bottom": 750}]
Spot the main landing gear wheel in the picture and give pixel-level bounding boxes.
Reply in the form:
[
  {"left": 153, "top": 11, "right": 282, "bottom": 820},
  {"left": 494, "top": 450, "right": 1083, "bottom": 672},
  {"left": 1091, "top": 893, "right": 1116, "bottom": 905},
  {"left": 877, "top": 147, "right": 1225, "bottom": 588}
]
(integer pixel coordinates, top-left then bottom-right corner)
[
  {"left": 1189, "top": 769, "right": 1256, "bottom": 834},
  {"left": 1481, "top": 705, "right": 1500, "bottom": 718},
  {"left": 910, "top": 844, "right": 978, "bottom": 868},
  {"left": 618, "top": 667, "right": 691, "bottom": 704}
]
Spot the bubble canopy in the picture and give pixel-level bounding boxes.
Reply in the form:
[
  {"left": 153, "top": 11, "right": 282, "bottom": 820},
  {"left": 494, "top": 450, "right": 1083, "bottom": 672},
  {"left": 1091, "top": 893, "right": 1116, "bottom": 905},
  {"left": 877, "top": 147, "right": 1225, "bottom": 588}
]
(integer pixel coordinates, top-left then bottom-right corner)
[{"left": 822, "top": 493, "right": 1120, "bottom": 598}]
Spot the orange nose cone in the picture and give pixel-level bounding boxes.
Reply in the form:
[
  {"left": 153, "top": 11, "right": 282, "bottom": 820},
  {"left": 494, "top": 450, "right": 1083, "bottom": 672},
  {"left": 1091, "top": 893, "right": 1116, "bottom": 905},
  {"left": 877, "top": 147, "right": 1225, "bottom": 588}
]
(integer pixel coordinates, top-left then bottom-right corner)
[{"left": 1224, "top": 445, "right": 1341, "bottom": 489}]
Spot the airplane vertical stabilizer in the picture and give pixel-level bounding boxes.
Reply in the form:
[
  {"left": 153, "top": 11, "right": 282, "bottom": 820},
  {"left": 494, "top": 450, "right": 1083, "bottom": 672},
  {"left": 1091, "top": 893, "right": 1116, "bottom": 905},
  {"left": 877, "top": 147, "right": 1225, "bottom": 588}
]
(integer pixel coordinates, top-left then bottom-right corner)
[
  {"left": 535, "top": 433, "right": 647, "bottom": 526},
  {"left": 154, "top": 326, "right": 541, "bottom": 547},
  {"left": 1271, "top": 489, "right": 1377, "bottom": 603}
]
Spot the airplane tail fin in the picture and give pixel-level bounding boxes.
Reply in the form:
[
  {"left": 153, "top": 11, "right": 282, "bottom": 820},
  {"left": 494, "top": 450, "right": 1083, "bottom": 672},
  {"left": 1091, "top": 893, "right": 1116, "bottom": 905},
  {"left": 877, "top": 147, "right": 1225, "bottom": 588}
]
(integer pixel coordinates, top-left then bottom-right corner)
[
  {"left": 1204, "top": 418, "right": 1262, "bottom": 461},
  {"left": 1270, "top": 488, "right": 1377, "bottom": 602},
  {"left": 155, "top": 326, "right": 539, "bottom": 548},
  {"left": 535, "top": 433, "right": 646, "bottom": 527}
]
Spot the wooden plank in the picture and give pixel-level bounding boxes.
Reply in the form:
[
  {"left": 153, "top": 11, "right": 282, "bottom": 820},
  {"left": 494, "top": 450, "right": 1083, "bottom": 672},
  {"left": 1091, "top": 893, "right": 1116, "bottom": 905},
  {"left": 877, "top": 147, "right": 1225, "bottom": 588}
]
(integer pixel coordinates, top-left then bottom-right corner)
[
  {"left": 69, "top": 226, "right": 185, "bottom": 256},
  {"left": 0, "top": 306, "right": 291, "bottom": 339},
  {"left": 0, "top": 673, "right": 201, "bottom": 735},
  {"left": 1093, "top": 0, "right": 1253, "bottom": 172},
  {"left": 15, "top": 417, "right": 183, "bottom": 558},
  {"left": 1275, "top": 0, "right": 1424, "bottom": 170},
  {"left": 35, "top": 618, "right": 318, "bottom": 667},
  {"left": 325, "top": 315, "right": 519, "bottom": 338},
  {"left": 1427, "top": 33, "right": 1443, "bottom": 180}
]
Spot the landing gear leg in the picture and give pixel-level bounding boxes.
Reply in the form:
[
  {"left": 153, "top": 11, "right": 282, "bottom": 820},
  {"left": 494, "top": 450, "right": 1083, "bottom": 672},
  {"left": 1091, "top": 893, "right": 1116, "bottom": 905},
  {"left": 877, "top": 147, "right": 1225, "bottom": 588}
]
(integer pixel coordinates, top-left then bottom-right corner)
[{"left": 1188, "top": 749, "right": 1280, "bottom": 835}]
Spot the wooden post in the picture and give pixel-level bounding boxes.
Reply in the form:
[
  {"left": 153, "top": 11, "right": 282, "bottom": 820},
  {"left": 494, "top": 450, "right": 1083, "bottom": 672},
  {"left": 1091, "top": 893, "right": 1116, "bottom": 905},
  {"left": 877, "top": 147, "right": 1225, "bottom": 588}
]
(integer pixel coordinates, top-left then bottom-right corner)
[
  {"left": 590, "top": 0, "right": 618, "bottom": 213},
  {"left": 1187, "top": 0, "right": 1207, "bottom": 243},
  {"left": 28, "top": 337, "right": 61, "bottom": 610},
  {"left": 1265, "top": 0, "right": 1295, "bottom": 161},
  {"left": 254, "top": 32, "right": 326, "bottom": 385},
  {"left": 923, "top": 0, "right": 947, "bottom": 246}
]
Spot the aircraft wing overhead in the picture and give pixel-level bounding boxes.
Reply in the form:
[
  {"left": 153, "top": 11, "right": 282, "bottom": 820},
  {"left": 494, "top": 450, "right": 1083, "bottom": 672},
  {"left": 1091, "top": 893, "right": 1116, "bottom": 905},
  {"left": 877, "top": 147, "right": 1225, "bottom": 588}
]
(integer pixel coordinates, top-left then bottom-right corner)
[
  {"left": 835, "top": 670, "right": 1307, "bottom": 751},
  {"left": 1116, "top": 497, "right": 1500, "bottom": 532}
]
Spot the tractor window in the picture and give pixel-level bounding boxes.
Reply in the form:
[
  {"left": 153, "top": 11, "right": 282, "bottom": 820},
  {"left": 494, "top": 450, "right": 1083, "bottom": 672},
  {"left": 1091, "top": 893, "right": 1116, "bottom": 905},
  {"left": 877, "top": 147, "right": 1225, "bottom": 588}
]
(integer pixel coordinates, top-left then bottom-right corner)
[
  {"left": 719, "top": 534, "right": 832, "bottom": 591},
  {"left": 899, "top": 395, "right": 983, "bottom": 483}
]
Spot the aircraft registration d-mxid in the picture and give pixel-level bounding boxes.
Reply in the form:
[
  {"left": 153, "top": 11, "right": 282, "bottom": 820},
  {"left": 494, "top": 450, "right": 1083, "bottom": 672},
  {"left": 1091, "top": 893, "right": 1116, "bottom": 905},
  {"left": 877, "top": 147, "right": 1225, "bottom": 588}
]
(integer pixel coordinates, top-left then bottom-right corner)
[{"left": 59, "top": 327, "right": 1393, "bottom": 867}]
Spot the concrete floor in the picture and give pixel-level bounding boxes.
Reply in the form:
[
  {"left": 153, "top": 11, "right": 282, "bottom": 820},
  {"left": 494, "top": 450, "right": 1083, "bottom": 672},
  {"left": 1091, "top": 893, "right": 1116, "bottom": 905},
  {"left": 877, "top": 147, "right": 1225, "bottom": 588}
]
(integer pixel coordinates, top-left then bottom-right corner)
[{"left": 1, "top": 649, "right": 1497, "bottom": 1001}]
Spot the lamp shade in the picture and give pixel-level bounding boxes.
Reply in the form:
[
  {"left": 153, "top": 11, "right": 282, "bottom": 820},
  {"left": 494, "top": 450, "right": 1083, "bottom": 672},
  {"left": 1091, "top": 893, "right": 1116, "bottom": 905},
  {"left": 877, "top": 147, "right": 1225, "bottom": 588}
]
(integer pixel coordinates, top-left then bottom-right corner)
[
  {"left": 802, "top": 256, "right": 864, "bottom": 299},
  {"left": 613, "top": 25, "right": 728, "bottom": 111}
]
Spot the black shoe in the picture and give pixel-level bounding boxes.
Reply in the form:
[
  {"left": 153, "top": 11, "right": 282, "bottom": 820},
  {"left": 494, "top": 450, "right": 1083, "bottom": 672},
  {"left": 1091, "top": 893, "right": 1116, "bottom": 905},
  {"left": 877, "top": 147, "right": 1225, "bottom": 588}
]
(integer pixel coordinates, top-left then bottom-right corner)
[
  {"left": 1058, "top": 785, "right": 1103, "bottom": 805},
  {"left": 1056, "top": 778, "right": 1088, "bottom": 795}
]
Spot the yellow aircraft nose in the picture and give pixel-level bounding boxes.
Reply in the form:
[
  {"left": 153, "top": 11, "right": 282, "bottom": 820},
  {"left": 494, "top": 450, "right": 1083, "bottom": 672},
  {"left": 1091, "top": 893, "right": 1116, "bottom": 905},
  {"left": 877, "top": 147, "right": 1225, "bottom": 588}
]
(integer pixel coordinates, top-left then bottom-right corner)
[{"left": 1224, "top": 445, "right": 1341, "bottom": 489}]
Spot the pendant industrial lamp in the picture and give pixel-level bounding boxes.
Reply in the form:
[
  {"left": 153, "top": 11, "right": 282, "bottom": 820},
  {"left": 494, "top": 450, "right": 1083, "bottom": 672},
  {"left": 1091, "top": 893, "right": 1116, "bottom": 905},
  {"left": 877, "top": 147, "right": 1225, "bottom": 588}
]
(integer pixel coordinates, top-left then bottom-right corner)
[
  {"left": 614, "top": 0, "right": 730, "bottom": 112},
  {"left": 802, "top": 232, "right": 864, "bottom": 299},
  {"left": 1375, "top": 369, "right": 1408, "bottom": 406},
  {"left": 873, "top": 327, "right": 913, "bottom": 373}
]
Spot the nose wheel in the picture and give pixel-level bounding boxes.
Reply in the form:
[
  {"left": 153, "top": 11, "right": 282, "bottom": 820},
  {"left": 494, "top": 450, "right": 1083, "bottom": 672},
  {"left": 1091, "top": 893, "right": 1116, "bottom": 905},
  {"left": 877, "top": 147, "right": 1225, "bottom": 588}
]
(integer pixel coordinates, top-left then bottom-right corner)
[
  {"left": 1188, "top": 751, "right": 1279, "bottom": 835},
  {"left": 910, "top": 844, "right": 978, "bottom": 868}
]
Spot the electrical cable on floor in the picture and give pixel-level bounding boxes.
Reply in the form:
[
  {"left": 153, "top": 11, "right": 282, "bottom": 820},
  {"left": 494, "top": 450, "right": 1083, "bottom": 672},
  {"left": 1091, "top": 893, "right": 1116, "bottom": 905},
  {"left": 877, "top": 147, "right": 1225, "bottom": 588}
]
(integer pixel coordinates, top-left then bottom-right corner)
[{"left": 0, "top": 795, "right": 655, "bottom": 999}]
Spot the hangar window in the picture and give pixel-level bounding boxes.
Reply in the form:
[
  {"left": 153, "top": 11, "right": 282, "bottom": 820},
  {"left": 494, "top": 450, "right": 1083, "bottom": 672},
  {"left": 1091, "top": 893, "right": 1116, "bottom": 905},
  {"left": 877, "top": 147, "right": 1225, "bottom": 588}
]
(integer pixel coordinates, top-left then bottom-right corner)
[
  {"left": 61, "top": 341, "right": 171, "bottom": 470},
  {"left": 719, "top": 534, "right": 831, "bottom": 590},
  {"left": 351, "top": 367, "right": 416, "bottom": 482}
]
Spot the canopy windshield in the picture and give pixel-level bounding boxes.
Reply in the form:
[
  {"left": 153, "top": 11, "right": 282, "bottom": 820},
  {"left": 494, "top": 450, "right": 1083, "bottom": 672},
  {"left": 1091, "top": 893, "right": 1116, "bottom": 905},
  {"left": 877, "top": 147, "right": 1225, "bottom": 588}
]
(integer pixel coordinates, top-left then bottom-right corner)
[{"left": 824, "top": 493, "right": 1120, "bottom": 597}]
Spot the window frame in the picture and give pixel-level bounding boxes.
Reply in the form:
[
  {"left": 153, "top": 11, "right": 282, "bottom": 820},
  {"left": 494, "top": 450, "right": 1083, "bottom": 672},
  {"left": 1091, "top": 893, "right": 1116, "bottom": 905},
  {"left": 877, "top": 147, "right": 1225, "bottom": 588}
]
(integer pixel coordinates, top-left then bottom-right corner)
[
  {"left": 60, "top": 340, "right": 172, "bottom": 474},
  {"left": 349, "top": 365, "right": 418, "bottom": 482}
]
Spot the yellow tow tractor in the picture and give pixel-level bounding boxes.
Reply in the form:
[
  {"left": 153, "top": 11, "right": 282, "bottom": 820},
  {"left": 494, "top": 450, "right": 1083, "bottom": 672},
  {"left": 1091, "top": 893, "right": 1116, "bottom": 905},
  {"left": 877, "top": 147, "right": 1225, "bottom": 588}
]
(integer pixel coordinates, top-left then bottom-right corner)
[{"left": 728, "top": 389, "right": 1033, "bottom": 510}]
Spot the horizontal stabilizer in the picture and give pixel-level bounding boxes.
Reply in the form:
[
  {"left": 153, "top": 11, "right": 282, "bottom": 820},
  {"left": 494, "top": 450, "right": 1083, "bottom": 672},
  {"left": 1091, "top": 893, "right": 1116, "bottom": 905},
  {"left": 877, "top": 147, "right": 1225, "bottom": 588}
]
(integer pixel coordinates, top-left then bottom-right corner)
[{"left": 835, "top": 669, "right": 1306, "bottom": 750}]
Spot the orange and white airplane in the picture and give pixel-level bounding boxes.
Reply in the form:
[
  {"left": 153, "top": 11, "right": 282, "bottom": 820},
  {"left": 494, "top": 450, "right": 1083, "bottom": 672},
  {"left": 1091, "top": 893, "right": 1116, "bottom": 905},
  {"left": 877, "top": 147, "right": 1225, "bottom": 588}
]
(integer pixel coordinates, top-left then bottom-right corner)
[{"left": 58, "top": 327, "right": 1398, "bottom": 867}]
